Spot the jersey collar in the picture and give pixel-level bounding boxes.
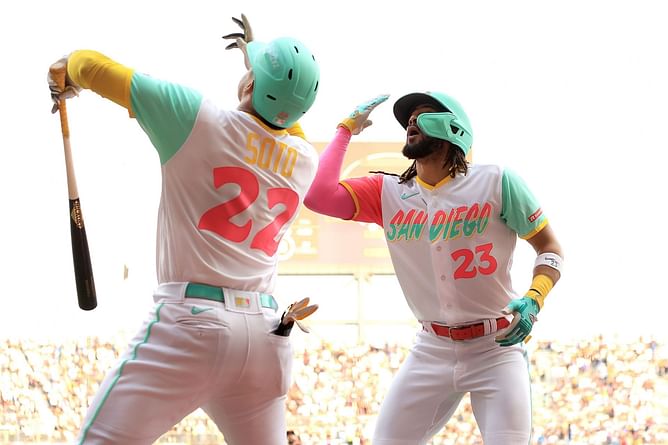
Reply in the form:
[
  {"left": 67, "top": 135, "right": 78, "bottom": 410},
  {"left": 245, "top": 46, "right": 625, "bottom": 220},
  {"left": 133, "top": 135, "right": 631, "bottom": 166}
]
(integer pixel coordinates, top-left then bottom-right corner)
[
  {"left": 246, "top": 113, "right": 288, "bottom": 135},
  {"left": 416, "top": 174, "right": 454, "bottom": 190}
]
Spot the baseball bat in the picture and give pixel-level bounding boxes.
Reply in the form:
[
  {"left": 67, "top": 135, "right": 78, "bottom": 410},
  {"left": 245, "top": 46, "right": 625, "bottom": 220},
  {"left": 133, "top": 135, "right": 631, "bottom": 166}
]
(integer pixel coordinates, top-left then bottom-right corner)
[{"left": 50, "top": 62, "right": 97, "bottom": 311}]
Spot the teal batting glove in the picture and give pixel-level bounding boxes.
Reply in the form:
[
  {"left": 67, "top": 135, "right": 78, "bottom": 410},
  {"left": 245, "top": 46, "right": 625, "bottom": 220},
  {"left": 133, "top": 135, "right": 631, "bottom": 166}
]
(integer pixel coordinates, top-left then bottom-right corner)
[
  {"left": 495, "top": 297, "right": 540, "bottom": 347},
  {"left": 338, "top": 94, "right": 390, "bottom": 135}
]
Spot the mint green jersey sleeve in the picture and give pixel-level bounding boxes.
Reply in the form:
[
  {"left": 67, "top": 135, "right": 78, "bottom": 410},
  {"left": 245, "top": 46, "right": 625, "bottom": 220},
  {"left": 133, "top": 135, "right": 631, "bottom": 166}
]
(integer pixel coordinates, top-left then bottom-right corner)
[
  {"left": 500, "top": 168, "right": 547, "bottom": 239},
  {"left": 130, "top": 73, "right": 203, "bottom": 165}
]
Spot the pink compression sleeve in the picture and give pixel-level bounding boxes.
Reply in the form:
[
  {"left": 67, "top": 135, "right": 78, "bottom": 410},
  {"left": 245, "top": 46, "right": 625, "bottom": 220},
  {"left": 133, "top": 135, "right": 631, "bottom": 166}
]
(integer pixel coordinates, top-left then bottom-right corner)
[{"left": 303, "top": 127, "right": 356, "bottom": 219}]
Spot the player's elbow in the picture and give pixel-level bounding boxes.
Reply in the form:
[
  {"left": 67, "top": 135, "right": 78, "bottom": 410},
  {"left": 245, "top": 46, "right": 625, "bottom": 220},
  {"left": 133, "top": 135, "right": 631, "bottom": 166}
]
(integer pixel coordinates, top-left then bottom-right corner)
[
  {"left": 528, "top": 225, "right": 563, "bottom": 258},
  {"left": 303, "top": 188, "right": 350, "bottom": 219},
  {"left": 303, "top": 192, "right": 320, "bottom": 213}
]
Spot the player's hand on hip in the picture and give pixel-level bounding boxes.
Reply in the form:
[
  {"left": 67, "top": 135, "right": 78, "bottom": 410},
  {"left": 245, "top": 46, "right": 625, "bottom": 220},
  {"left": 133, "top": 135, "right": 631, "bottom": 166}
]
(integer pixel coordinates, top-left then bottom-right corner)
[
  {"left": 47, "top": 54, "right": 82, "bottom": 114},
  {"left": 338, "top": 94, "right": 390, "bottom": 135},
  {"left": 495, "top": 296, "right": 540, "bottom": 347},
  {"left": 222, "top": 13, "right": 253, "bottom": 70}
]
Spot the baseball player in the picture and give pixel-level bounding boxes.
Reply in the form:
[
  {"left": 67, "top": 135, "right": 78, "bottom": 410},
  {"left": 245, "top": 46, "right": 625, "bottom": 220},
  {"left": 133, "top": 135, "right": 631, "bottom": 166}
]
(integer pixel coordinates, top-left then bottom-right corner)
[
  {"left": 304, "top": 92, "right": 563, "bottom": 444},
  {"left": 47, "top": 15, "right": 319, "bottom": 445}
]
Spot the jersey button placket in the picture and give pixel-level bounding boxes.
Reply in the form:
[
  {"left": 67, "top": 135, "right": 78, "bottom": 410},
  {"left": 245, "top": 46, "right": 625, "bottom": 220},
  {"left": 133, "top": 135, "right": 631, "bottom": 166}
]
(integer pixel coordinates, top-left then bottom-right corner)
[{"left": 432, "top": 245, "right": 448, "bottom": 280}]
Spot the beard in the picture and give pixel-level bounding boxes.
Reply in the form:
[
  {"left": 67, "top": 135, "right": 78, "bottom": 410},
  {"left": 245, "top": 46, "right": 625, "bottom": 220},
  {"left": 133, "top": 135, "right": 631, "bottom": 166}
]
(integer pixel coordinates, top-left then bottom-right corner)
[{"left": 402, "top": 136, "right": 442, "bottom": 160}]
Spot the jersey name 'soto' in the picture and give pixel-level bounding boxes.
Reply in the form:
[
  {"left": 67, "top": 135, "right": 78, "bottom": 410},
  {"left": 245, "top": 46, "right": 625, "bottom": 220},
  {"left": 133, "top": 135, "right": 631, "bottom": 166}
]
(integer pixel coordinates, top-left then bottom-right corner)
[
  {"left": 65, "top": 50, "right": 319, "bottom": 295},
  {"left": 113, "top": 67, "right": 319, "bottom": 295},
  {"left": 342, "top": 164, "right": 547, "bottom": 325},
  {"left": 153, "top": 97, "right": 318, "bottom": 294}
]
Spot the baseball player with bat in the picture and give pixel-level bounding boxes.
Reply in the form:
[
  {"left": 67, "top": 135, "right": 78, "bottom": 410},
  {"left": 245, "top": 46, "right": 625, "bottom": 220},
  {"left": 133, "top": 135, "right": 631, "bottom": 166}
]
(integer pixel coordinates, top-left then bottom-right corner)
[
  {"left": 47, "top": 14, "right": 318, "bottom": 445},
  {"left": 304, "top": 92, "right": 563, "bottom": 444}
]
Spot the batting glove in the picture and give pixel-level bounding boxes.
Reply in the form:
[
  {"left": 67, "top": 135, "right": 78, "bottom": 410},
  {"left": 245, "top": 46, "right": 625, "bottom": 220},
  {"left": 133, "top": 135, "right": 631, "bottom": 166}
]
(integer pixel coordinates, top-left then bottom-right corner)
[
  {"left": 222, "top": 13, "right": 253, "bottom": 70},
  {"left": 338, "top": 94, "right": 390, "bottom": 135},
  {"left": 273, "top": 297, "right": 319, "bottom": 337},
  {"left": 47, "top": 55, "right": 82, "bottom": 114},
  {"left": 495, "top": 296, "right": 540, "bottom": 347}
]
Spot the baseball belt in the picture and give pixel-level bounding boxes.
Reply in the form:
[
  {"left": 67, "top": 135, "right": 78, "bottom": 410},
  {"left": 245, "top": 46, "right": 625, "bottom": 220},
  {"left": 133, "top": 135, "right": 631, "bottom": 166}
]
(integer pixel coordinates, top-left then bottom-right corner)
[
  {"left": 184, "top": 283, "right": 279, "bottom": 311},
  {"left": 426, "top": 317, "right": 510, "bottom": 341}
]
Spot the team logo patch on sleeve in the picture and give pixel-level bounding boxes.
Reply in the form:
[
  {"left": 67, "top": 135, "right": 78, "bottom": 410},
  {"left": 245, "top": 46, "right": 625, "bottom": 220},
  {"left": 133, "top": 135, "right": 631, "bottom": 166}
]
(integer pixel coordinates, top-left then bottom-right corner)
[{"left": 528, "top": 208, "right": 543, "bottom": 223}]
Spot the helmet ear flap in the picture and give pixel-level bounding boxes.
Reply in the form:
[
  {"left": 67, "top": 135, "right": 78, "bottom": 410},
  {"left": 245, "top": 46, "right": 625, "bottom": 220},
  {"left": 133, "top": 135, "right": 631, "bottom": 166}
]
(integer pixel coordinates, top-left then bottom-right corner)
[{"left": 417, "top": 112, "right": 472, "bottom": 155}]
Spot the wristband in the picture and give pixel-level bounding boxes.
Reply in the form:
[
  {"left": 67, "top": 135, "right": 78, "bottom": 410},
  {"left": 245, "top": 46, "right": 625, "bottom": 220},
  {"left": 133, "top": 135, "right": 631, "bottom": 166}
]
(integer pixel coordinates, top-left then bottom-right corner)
[
  {"left": 525, "top": 274, "right": 554, "bottom": 309},
  {"left": 534, "top": 252, "right": 563, "bottom": 274}
]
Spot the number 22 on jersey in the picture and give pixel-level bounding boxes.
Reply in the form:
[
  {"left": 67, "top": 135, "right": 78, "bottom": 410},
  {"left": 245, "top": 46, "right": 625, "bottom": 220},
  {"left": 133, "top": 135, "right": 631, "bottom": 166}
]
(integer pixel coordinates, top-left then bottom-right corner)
[{"left": 197, "top": 166, "right": 299, "bottom": 257}]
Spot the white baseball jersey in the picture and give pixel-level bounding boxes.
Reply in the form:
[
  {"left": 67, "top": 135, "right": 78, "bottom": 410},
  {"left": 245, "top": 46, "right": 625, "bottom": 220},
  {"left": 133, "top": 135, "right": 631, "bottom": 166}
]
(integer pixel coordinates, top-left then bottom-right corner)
[
  {"left": 342, "top": 164, "right": 547, "bottom": 324},
  {"left": 130, "top": 73, "right": 318, "bottom": 294}
]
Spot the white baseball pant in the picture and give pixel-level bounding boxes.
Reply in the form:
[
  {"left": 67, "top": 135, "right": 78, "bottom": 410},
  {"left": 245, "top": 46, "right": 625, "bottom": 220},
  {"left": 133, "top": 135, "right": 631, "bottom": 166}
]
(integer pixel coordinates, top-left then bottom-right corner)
[
  {"left": 373, "top": 329, "right": 531, "bottom": 444},
  {"left": 76, "top": 282, "right": 292, "bottom": 445}
]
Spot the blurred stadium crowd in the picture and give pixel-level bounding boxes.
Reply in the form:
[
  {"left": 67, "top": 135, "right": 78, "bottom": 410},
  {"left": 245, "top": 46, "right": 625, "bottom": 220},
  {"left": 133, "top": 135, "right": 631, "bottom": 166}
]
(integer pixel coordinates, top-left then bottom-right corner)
[{"left": 2, "top": 334, "right": 667, "bottom": 444}]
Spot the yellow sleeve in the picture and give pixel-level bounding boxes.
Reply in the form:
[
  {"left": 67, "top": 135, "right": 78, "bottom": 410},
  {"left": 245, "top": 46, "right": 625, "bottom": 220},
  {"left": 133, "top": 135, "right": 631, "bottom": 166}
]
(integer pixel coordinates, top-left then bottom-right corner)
[
  {"left": 67, "top": 50, "right": 134, "bottom": 114},
  {"left": 525, "top": 274, "right": 554, "bottom": 309}
]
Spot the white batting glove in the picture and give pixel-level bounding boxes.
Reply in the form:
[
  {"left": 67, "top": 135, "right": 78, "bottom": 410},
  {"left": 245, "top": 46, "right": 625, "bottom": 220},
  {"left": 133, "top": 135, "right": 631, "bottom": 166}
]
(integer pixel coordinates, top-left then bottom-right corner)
[
  {"left": 274, "top": 297, "right": 319, "bottom": 336},
  {"left": 338, "top": 94, "right": 390, "bottom": 135},
  {"left": 48, "top": 55, "right": 82, "bottom": 114}
]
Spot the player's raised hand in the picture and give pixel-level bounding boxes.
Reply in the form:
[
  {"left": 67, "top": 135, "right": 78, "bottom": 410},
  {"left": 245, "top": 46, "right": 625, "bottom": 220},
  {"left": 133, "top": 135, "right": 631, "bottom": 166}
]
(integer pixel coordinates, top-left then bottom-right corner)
[
  {"left": 222, "top": 13, "right": 253, "bottom": 70},
  {"left": 495, "top": 296, "right": 540, "bottom": 346},
  {"left": 338, "top": 94, "right": 390, "bottom": 135}
]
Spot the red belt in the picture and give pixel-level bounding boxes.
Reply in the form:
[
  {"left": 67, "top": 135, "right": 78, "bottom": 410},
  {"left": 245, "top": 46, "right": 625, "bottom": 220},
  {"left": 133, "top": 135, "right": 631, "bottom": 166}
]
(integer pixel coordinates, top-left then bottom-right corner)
[{"left": 428, "top": 317, "right": 510, "bottom": 341}]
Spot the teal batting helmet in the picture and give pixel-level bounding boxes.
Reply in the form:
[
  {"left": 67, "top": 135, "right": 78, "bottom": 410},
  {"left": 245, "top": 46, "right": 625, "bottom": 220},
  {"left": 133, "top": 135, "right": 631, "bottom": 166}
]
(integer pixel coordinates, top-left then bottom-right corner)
[
  {"left": 247, "top": 37, "right": 320, "bottom": 129},
  {"left": 393, "top": 91, "right": 473, "bottom": 155}
]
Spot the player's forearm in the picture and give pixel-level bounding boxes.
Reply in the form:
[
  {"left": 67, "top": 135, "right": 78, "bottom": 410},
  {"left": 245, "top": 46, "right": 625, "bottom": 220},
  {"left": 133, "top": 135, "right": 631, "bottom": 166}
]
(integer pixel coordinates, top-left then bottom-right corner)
[
  {"left": 525, "top": 255, "right": 563, "bottom": 309},
  {"left": 524, "top": 225, "right": 563, "bottom": 308},
  {"left": 67, "top": 50, "right": 134, "bottom": 112},
  {"left": 303, "top": 127, "right": 356, "bottom": 219}
]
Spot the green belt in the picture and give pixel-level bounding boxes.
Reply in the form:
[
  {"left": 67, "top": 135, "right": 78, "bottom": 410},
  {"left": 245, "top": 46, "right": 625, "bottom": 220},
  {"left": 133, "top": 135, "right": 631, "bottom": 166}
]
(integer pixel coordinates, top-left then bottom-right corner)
[{"left": 184, "top": 283, "right": 279, "bottom": 311}]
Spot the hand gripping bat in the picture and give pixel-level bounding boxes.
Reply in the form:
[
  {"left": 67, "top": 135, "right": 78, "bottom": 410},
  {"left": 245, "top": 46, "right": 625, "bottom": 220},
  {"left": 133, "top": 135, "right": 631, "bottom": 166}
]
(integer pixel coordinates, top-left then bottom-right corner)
[{"left": 50, "top": 62, "right": 97, "bottom": 311}]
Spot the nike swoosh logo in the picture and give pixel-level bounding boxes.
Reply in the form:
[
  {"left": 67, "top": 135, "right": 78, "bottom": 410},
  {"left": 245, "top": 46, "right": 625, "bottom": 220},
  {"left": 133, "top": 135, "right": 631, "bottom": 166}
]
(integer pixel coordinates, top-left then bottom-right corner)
[
  {"left": 400, "top": 192, "right": 419, "bottom": 200},
  {"left": 191, "top": 306, "right": 214, "bottom": 315}
]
